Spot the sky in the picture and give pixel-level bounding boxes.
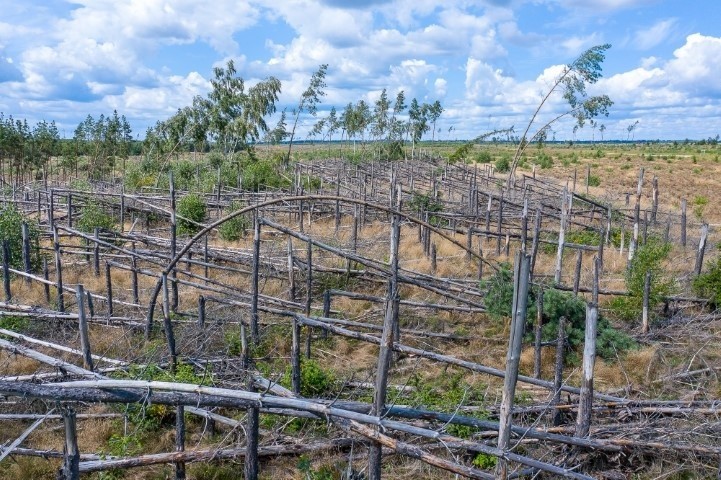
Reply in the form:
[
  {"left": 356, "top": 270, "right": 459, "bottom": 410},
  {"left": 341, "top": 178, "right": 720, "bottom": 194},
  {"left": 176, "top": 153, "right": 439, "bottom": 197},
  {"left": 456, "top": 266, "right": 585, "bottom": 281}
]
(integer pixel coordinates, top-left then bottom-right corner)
[{"left": 0, "top": 0, "right": 720, "bottom": 142}]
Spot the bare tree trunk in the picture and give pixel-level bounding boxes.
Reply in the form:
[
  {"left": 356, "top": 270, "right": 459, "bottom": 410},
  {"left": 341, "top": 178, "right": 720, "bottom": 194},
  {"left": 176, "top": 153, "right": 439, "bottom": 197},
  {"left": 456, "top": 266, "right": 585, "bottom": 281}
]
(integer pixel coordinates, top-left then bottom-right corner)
[
  {"left": 59, "top": 408, "right": 80, "bottom": 480},
  {"left": 497, "top": 251, "right": 531, "bottom": 479},
  {"left": 368, "top": 202, "right": 401, "bottom": 479}
]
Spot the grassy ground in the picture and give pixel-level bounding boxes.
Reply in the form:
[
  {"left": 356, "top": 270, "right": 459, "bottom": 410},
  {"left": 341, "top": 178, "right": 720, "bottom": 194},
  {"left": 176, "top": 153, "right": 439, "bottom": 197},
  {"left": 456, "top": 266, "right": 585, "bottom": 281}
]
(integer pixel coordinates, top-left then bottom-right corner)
[{"left": 1, "top": 141, "right": 720, "bottom": 479}]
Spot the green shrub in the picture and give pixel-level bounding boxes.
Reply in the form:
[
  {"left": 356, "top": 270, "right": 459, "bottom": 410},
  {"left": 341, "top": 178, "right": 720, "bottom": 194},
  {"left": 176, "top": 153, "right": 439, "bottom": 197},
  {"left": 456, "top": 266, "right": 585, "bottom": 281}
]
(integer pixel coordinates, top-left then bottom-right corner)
[
  {"left": 587, "top": 174, "right": 601, "bottom": 187},
  {"left": 188, "top": 463, "right": 240, "bottom": 480},
  {"left": 297, "top": 456, "right": 334, "bottom": 480},
  {"left": 206, "top": 151, "right": 225, "bottom": 170},
  {"left": 177, "top": 193, "right": 206, "bottom": 235},
  {"left": 241, "top": 159, "right": 289, "bottom": 191},
  {"left": 77, "top": 203, "right": 115, "bottom": 233},
  {"left": 408, "top": 191, "right": 444, "bottom": 226},
  {"left": 482, "top": 263, "right": 516, "bottom": 319},
  {"left": 0, "top": 315, "right": 29, "bottom": 333},
  {"left": 608, "top": 238, "right": 673, "bottom": 322},
  {"left": 218, "top": 201, "right": 249, "bottom": 241},
  {"left": 483, "top": 267, "right": 636, "bottom": 360},
  {"left": 472, "top": 453, "right": 498, "bottom": 469},
  {"left": 540, "top": 288, "right": 636, "bottom": 360},
  {"left": 536, "top": 152, "right": 553, "bottom": 169},
  {"left": 693, "top": 256, "right": 721, "bottom": 309},
  {"left": 172, "top": 159, "right": 199, "bottom": 191},
  {"left": 494, "top": 156, "right": 510, "bottom": 173},
  {"left": 475, "top": 151, "right": 492, "bottom": 163},
  {"left": 0, "top": 206, "right": 41, "bottom": 272},
  {"left": 283, "top": 358, "right": 335, "bottom": 398}
]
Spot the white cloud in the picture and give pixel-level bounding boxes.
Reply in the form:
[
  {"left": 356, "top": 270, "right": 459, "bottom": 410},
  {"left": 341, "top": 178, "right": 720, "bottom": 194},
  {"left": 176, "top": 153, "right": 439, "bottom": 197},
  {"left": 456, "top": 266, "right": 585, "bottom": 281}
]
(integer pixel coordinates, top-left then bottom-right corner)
[{"left": 632, "top": 19, "right": 676, "bottom": 50}]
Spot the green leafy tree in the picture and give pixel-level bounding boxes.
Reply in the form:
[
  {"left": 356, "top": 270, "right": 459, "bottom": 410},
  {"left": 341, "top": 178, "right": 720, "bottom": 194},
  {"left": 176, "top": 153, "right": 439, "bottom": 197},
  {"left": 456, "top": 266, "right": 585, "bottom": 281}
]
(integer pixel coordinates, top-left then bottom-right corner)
[
  {"left": 203, "top": 59, "right": 282, "bottom": 159},
  {"left": 286, "top": 64, "right": 328, "bottom": 164},
  {"left": 408, "top": 98, "right": 430, "bottom": 159},
  {"left": 427, "top": 100, "right": 443, "bottom": 142},
  {"left": 507, "top": 44, "right": 614, "bottom": 187}
]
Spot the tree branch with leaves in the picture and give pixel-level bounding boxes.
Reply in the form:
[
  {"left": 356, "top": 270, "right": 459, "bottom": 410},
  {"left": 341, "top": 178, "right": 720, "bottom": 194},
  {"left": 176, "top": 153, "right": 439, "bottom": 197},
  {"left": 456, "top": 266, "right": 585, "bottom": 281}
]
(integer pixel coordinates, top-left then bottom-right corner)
[{"left": 506, "top": 44, "right": 613, "bottom": 188}]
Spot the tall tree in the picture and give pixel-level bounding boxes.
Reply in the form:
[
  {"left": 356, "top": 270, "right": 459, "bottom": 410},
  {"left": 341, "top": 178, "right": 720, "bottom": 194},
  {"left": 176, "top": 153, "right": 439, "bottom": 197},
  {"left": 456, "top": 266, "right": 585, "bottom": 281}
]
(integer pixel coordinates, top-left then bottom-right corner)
[
  {"left": 203, "top": 59, "right": 282, "bottom": 158},
  {"left": 408, "top": 98, "right": 430, "bottom": 159},
  {"left": 427, "top": 100, "right": 443, "bottom": 142},
  {"left": 506, "top": 44, "right": 614, "bottom": 187},
  {"left": 286, "top": 64, "right": 328, "bottom": 164}
]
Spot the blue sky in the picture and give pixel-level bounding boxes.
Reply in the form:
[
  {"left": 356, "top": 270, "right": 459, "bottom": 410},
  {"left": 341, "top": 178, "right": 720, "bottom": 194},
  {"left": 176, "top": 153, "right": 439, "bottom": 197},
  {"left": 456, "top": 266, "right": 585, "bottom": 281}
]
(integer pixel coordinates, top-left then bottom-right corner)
[{"left": 0, "top": 0, "right": 719, "bottom": 141}]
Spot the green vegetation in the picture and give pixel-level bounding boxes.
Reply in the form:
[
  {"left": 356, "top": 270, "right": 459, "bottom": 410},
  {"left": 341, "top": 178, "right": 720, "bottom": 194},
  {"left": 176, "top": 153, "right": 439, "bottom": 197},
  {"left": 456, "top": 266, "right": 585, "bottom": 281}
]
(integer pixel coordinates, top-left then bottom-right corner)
[
  {"left": 494, "top": 155, "right": 510, "bottom": 173},
  {"left": 218, "top": 200, "right": 249, "bottom": 241},
  {"left": 0, "top": 315, "right": 29, "bottom": 333},
  {"left": 609, "top": 238, "right": 674, "bottom": 322},
  {"left": 536, "top": 152, "right": 553, "bottom": 169},
  {"left": 177, "top": 193, "right": 207, "bottom": 235},
  {"left": 693, "top": 256, "right": 721, "bottom": 310},
  {"left": 77, "top": 203, "right": 116, "bottom": 233},
  {"left": 483, "top": 264, "right": 636, "bottom": 360},
  {"left": 282, "top": 358, "right": 336, "bottom": 398},
  {"left": 0, "top": 205, "right": 40, "bottom": 271}
]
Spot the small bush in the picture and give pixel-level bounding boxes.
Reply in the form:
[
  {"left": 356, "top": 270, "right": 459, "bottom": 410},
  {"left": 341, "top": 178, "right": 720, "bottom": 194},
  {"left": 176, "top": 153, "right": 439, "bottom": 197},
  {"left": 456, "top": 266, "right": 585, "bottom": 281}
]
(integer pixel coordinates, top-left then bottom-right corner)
[
  {"left": 693, "top": 256, "right": 721, "bottom": 309},
  {"left": 0, "top": 206, "right": 40, "bottom": 272},
  {"left": 206, "top": 151, "right": 225, "bottom": 170},
  {"left": 218, "top": 201, "right": 250, "bottom": 241},
  {"left": 494, "top": 156, "right": 510, "bottom": 173},
  {"left": 483, "top": 266, "right": 636, "bottom": 360},
  {"left": 177, "top": 193, "right": 206, "bottom": 236},
  {"left": 475, "top": 151, "right": 492, "bottom": 163},
  {"left": 608, "top": 238, "right": 673, "bottom": 322},
  {"left": 0, "top": 315, "right": 29, "bottom": 333},
  {"left": 536, "top": 152, "right": 553, "bottom": 169},
  {"left": 77, "top": 203, "right": 115, "bottom": 233},
  {"left": 283, "top": 358, "right": 335, "bottom": 397},
  {"left": 242, "top": 160, "right": 289, "bottom": 191},
  {"left": 587, "top": 174, "right": 601, "bottom": 187}
]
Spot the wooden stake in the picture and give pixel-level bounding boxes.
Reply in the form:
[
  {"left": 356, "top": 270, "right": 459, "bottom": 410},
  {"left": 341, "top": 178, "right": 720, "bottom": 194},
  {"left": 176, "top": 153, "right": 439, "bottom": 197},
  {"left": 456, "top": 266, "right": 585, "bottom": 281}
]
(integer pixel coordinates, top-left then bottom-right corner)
[
  {"left": 2, "top": 240, "right": 10, "bottom": 302},
  {"left": 291, "top": 318, "right": 301, "bottom": 395},
  {"left": 43, "top": 258, "right": 50, "bottom": 304},
  {"left": 695, "top": 223, "right": 709, "bottom": 276},
  {"left": 170, "top": 172, "right": 179, "bottom": 313},
  {"left": 197, "top": 296, "right": 205, "bottom": 329},
  {"left": 93, "top": 228, "right": 100, "bottom": 277},
  {"left": 497, "top": 251, "right": 531, "bottom": 479},
  {"left": 105, "top": 262, "right": 113, "bottom": 317},
  {"left": 131, "top": 243, "right": 139, "bottom": 304},
  {"left": 287, "top": 237, "right": 296, "bottom": 302},
  {"left": 369, "top": 206, "right": 401, "bottom": 479},
  {"left": 642, "top": 270, "right": 651, "bottom": 334},
  {"left": 305, "top": 241, "right": 313, "bottom": 359},
  {"left": 175, "top": 405, "right": 186, "bottom": 480},
  {"left": 534, "top": 289, "right": 544, "bottom": 379},
  {"left": 161, "top": 273, "right": 178, "bottom": 370},
  {"left": 576, "top": 258, "right": 599, "bottom": 438},
  {"left": 552, "top": 316, "right": 566, "bottom": 427},
  {"left": 573, "top": 249, "right": 583, "bottom": 296},
  {"left": 54, "top": 227, "right": 64, "bottom": 312},
  {"left": 680, "top": 198, "right": 687, "bottom": 247},
  {"left": 76, "top": 285, "right": 93, "bottom": 372},
  {"left": 21, "top": 221, "right": 31, "bottom": 283},
  {"left": 554, "top": 189, "right": 569, "bottom": 284},
  {"left": 250, "top": 214, "right": 261, "bottom": 344},
  {"left": 59, "top": 408, "right": 80, "bottom": 480}
]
